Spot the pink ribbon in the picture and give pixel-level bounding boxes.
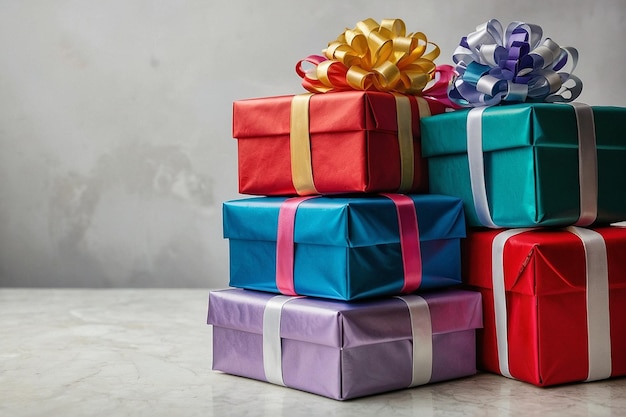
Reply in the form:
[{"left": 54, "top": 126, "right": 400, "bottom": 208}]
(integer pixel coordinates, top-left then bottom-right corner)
[
  {"left": 381, "top": 193, "right": 423, "bottom": 293},
  {"left": 275, "top": 196, "right": 317, "bottom": 295}
]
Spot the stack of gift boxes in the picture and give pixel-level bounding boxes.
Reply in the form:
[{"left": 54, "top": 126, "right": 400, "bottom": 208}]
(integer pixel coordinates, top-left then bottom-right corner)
[
  {"left": 421, "top": 19, "right": 626, "bottom": 386},
  {"left": 207, "top": 18, "right": 626, "bottom": 399},
  {"left": 208, "top": 18, "right": 483, "bottom": 400}
]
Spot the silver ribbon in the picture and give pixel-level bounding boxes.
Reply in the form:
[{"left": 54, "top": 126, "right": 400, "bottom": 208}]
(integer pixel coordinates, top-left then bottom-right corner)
[
  {"left": 569, "top": 104, "right": 598, "bottom": 226},
  {"left": 467, "top": 107, "right": 499, "bottom": 228},
  {"left": 396, "top": 295, "right": 433, "bottom": 386},
  {"left": 566, "top": 226, "right": 612, "bottom": 381},
  {"left": 491, "top": 228, "right": 533, "bottom": 378},
  {"left": 262, "top": 295, "right": 299, "bottom": 386}
]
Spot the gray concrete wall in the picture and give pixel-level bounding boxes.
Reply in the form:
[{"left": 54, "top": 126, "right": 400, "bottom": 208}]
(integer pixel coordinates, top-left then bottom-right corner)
[{"left": 1, "top": 0, "right": 624, "bottom": 287}]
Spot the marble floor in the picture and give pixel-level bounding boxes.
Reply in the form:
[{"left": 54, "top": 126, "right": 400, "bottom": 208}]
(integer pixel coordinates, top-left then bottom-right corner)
[{"left": 1, "top": 288, "right": 625, "bottom": 417}]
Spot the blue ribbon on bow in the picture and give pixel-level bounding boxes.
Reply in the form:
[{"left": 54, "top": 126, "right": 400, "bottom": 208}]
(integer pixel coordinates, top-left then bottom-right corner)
[{"left": 448, "top": 19, "right": 583, "bottom": 107}]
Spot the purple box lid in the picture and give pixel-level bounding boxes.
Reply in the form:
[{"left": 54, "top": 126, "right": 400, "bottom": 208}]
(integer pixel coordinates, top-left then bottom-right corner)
[{"left": 207, "top": 288, "right": 482, "bottom": 348}]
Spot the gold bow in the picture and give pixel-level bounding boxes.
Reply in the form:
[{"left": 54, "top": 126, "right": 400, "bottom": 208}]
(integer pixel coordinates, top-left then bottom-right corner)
[{"left": 310, "top": 18, "right": 440, "bottom": 94}]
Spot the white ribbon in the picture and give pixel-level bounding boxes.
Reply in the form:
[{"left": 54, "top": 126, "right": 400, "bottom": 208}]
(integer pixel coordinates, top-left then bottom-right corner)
[
  {"left": 467, "top": 107, "right": 499, "bottom": 228},
  {"left": 492, "top": 227, "right": 612, "bottom": 381},
  {"left": 566, "top": 226, "right": 612, "bottom": 381},
  {"left": 263, "top": 295, "right": 299, "bottom": 386},
  {"left": 491, "top": 228, "right": 533, "bottom": 378},
  {"left": 396, "top": 295, "right": 433, "bottom": 386},
  {"left": 466, "top": 103, "right": 598, "bottom": 227},
  {"left": 569, "top": 104, "right": 598, "bottom": 226}
]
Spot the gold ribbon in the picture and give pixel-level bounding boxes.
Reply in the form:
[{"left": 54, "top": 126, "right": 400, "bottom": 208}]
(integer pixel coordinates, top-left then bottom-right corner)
[
  {"left": 311, "top": 18, "right": 440, "bottom": 94},
  {"left": 290, "top": 93, "right": 317, "bottom": 195},
  {"left": 394, "top": 93, "right": 414, "bottom": 192},
  {"left": 290, "top": 93, "right": 432, "bottom": 195}
]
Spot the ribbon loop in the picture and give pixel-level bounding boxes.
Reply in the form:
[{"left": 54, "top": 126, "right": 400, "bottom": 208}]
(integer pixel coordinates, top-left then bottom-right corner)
[{"left": 449, "top": 19, "right": 582, "bottom": 107}]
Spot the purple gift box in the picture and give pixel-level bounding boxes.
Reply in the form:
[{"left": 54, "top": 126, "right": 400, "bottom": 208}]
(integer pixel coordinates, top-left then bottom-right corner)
[{"left": 207, "top": 288, "right": 482, "bottom": 400}]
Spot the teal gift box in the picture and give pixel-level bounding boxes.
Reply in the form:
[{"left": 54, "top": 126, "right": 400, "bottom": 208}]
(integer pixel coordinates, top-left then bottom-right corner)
[
  {"left": 223, "top": 194, "right": 465, "bottom": 301},
  {"left": 421, "top": 103, "right": 626, "bottom": 228}
]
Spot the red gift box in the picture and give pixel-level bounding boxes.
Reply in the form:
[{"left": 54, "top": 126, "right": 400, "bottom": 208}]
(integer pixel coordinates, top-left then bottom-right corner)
[
  {"left": 232, "top": 90, "right": 446, "bottom": 196},
  {"left": 463, "top": 226, "right": 626, "bottom": 386}
]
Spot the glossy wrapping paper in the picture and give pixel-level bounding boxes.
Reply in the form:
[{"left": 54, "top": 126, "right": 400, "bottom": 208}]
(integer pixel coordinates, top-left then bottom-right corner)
[
  {"left": 463, "top": 227, "right": 626, "bottom": 386},
  {"left": 232, "top": 90, "right": 447, "bottom": 196},
  {"left": 208, "top": 288, "right": 482, "bottom": 400},
  {"left": 223, "top": 194, "right": 465, "bottom": 301},
  {"left": 421, "top": 103, "right": 626, "bottom": 227}
]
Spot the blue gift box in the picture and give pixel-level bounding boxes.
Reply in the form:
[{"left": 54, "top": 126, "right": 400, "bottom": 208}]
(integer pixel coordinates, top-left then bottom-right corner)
[{"left": 223, "top": 194, "right": 466, "bottom": 301}]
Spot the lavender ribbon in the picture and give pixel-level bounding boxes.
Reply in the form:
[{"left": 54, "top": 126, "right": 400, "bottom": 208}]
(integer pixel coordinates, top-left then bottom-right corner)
[{"left": 449, "top": 19, "right": 582, "bottom": 107}]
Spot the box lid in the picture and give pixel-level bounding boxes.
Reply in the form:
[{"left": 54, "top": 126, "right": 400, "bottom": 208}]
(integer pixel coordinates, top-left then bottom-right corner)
[
  {"left": 232, "top": 90, "right": 441, "bottom": 138},
  {"left": 207, "top": 288, "right": 482, "bottom": 348},
  {"left": 222, "top": 194, "right": 465, "bottom": 247},
  {"left": 464, "top": 227, "right": 626, "bottom": 296},
  {"left": 421, "top": 104, "right": 626, "bottom": 157}
]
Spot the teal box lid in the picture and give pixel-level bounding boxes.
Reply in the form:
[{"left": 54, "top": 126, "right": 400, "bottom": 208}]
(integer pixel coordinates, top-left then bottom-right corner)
[{"left": 421, "top": 104, "right": 626, "bottom": 157}]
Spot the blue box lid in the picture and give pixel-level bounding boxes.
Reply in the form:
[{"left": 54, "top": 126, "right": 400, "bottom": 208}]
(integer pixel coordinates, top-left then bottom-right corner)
[{"left": 223, "top": 194, "right": 465, "bottom": 247}]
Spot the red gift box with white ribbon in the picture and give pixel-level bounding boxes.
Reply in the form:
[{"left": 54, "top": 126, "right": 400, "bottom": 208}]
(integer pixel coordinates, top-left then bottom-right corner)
[{"left": 463, "top": 226, "right": 626, "bottom": 386}]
